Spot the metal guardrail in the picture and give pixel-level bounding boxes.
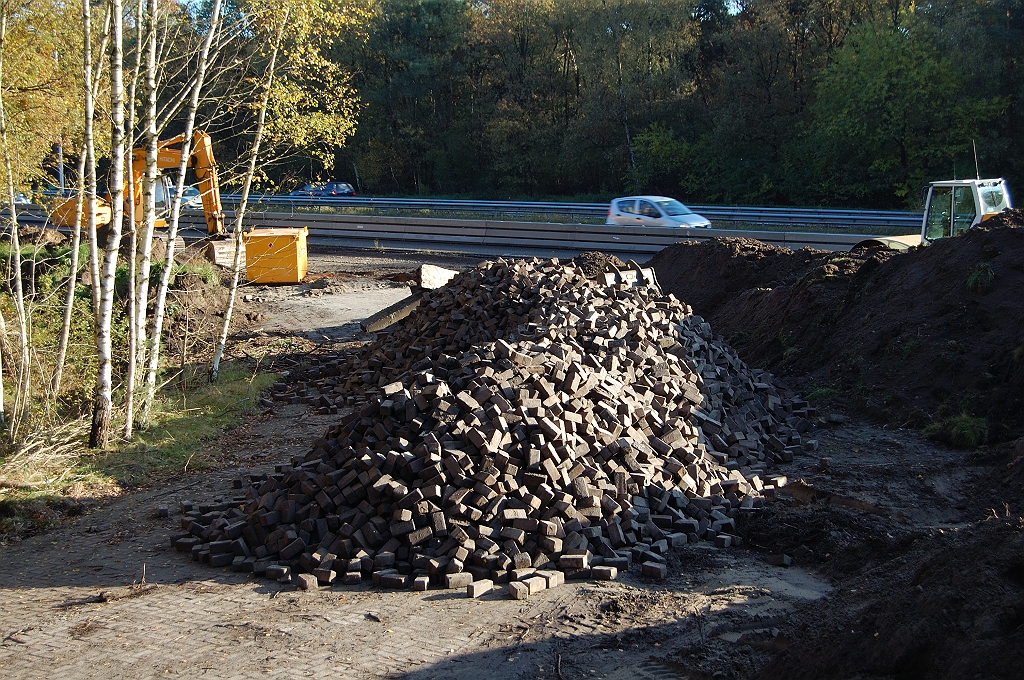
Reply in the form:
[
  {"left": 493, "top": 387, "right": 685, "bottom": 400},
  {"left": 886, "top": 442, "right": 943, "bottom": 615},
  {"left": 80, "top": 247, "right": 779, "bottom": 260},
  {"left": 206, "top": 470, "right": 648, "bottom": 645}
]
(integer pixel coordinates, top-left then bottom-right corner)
[
  {"left": 175, "top": 210, "right": 880, "bottom": 257},
  {"left": 5, "top": 202, "right": 908, "bottom": 256},
  {"left": 223, "top": 195, "right": 923, "bottom": 231}
]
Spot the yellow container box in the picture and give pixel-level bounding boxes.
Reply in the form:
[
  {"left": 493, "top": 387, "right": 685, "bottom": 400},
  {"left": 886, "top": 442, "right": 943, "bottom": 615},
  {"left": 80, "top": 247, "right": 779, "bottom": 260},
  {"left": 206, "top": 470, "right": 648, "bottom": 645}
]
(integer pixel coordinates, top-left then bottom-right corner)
[{"left": 244, "top": 226, "right": 308, "bottom": 284}]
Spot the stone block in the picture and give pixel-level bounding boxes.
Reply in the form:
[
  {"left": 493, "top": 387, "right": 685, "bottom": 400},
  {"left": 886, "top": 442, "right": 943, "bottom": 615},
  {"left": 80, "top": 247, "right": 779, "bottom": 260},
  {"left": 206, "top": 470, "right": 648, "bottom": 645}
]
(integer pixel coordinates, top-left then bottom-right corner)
[
  {"left": 641, "top": 561, "right": 667, "bottom": 579},
  {"left": 296, "top": 573, "right": 318, "bottom": 590},
  {"left": 509, "top": 581, "right": 529, "bottom": 600},
  {"left": 380, "top": 573, "right": 409, "bottom": 588},
  {"left": 536, "top": 570, "right": 564, "bottom": 588},
  {"left": 312, "top": 568, "right": 337, "bottom": 585},
  {"left": 522, "top": 576, "right": 547, "bottom": 595},
  {"left": 445, "top": 572, "right": 474, "bottom": 589},
  {"left": 467, "top": 579, "right": 493, "bottom": 598},
  {"left": 766, "top": 554, "right": 793, "bottom": 567}
]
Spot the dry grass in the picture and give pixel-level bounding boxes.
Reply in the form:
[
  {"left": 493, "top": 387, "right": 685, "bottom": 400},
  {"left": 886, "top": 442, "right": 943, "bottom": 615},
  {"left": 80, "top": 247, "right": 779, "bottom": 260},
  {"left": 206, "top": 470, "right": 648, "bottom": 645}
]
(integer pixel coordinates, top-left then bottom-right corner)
[
  {"left": 0, "top": 417, "right": 91, "bottom": 491},
  {"left": 0, "top": 362, "right": 278, "bottom": 542}
]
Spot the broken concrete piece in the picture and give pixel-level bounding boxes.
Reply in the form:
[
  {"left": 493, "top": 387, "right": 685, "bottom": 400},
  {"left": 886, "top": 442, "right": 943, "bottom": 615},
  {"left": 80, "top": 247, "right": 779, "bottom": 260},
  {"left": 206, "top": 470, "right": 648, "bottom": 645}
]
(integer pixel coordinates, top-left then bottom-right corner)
[
  {"left": 419, "top": 264, "right": 460, "bottom": 290},
  {"left": 360, "top": 293, "right": 423, "bottom": 333}
]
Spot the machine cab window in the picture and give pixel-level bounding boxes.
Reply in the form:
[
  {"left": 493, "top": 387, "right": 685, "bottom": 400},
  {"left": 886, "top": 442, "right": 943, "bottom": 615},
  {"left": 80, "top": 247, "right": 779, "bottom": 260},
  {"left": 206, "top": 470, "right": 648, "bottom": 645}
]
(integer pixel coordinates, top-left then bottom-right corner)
[{"left": 923, "top": 179, "right": 1011, "bottom": 242}]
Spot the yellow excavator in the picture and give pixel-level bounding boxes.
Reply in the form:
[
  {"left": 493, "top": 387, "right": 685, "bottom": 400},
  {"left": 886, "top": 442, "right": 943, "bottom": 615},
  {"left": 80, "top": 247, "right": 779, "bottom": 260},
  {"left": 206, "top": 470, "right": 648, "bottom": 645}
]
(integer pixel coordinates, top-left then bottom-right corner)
[
  {"left": 51, "top": 129, "right": 225, "bottom": 238},
  {"left": 856, "top": 178, "right": 1013, "bottom": 251},
  {"left": 51, "top": 129, "right": 307, "bottom": 282}
]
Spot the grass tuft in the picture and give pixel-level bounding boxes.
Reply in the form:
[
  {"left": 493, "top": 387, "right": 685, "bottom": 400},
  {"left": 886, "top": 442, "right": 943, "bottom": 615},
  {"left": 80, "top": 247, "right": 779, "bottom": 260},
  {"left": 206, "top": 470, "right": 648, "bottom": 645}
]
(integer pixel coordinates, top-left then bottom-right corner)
[
  {"left": 923, "top": 413, "right": 989, "bottom": 449},
  {"left": 806, "top": 386, "right": 839, "bottom": 403},
  {"left": 966, "top": 263, "right": 995, "bottom": 293}
]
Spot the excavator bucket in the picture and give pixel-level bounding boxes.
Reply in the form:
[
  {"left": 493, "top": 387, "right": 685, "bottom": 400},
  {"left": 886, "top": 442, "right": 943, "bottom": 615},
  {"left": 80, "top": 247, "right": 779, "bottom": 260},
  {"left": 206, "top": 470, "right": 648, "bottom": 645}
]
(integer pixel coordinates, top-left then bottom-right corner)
[{"left": 50, "top": 196, "right": 112, "bottom": 228}]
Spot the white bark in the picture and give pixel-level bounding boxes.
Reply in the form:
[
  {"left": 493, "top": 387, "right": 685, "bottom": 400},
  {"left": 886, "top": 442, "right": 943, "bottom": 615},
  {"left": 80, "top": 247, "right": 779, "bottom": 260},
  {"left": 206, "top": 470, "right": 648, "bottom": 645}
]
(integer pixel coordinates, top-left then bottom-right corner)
[
  {"left": 132, "top": 0, "right": 158, "bottom": 391},
  {"left": 124, "top": 0, "right": 153, "bottom": 440},
  {"left": 0, "top": 11, "right": 32, "bottom": 441},
  {"left": 140, "top": 0, "right": 223, "bottom": 425},
  {"left": 52, "top": 146, "right": 88, "bottom": 396},
  {"left": 211, "top": 12, "right": 288, "bottom": 382},
  {"left": 56, "top": 6, "right": 110, "bottom": 397},
  {"left": 86, "top": 7, "right": 112, "bottom": 320},
  {"left": 91, "top": 0, "right": 127, "bottom": 449}
]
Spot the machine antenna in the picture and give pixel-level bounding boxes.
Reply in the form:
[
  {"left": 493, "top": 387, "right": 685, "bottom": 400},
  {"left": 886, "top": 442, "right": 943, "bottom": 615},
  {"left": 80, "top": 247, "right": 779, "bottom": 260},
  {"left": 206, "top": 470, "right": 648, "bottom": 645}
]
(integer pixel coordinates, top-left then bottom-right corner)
[{"left": 973, "top": 140, "right": 981, "bottom": 180}]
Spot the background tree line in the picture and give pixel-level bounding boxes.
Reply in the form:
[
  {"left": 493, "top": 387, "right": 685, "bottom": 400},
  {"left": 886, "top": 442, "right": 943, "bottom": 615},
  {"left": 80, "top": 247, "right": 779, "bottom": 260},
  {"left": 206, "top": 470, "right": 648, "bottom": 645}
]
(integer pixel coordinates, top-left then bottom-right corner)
[{"left": 300, "top": 0, "right": 1022, "bottom": 209}]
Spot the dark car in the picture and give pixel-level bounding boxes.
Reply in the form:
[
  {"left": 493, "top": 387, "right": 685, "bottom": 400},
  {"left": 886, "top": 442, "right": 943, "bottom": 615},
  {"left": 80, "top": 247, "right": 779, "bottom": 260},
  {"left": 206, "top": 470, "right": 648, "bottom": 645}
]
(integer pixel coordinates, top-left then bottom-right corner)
[{"left": 289, "top": 181, "right": 356, "bottom": 197}]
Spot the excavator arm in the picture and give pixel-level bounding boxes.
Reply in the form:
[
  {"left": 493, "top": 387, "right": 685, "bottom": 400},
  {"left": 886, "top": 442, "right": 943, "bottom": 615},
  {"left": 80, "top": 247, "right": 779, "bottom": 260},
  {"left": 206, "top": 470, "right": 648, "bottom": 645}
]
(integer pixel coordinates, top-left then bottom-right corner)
[
  {"left": 135, "top": 130, "right": 226, "bottom": 237},
  {"left": 52, "top": 129, "right": 226, "bottom": 238},
  {"left": 187, "top": 131, "right": 226, "bottom": 237}
]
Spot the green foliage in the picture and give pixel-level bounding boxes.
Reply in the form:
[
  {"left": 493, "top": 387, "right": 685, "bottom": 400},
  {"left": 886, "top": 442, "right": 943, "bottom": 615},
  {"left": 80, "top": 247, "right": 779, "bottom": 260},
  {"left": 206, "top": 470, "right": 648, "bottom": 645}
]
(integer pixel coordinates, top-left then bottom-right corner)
[
  {"left": 171, "top": 261, "right": 219, "bottom": 288},
  {"left": 806, "top": 386, "right": 840, "bottom": 403},
  {"left": 626, "top": 124, "right": 690, "bottom": 195},
  {"left": 806, "top": 17, "right": 1005, "bottom": 207},
  {"left": 0, "top": 241, "right": 102, "bottom": 418},
  {"left": 0, "top": 0, "right": 87, "bottom": 193},
  {"left": 923, "top": 413, "right": 989, "bottom": 449},
  {"left": 114, "top": 259, "right": 220, "bottom": 299},
  {"left": 966, "top": 263, "right": 995, "bottom": 293},
  {"left": 101, "top": 365, "right": 278, "bottom": 485},
  {"left": 264, "top": 0, "right": 1023, "bottom": 208},
  {"left": 0, "top": 366, "right": 278, "bottom": 541}
]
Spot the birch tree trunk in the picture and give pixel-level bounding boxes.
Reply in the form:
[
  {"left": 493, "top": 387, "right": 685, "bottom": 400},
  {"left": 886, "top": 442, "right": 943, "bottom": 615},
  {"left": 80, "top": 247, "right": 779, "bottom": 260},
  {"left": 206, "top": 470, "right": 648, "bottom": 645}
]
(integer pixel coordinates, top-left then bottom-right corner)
[
  {"left": 90, "top": 0, "right": 127, "bottom": 449},
  {"left": 0, "top": 11, "right": 32, "bottom": 442},
  {"left": 140, "top": 0, "right": 223, "bottom": 425},
  {"left": 51, "top": 146, "right": 88, "bottom": 396},
  {"left": 124, "top": 0, "right": 154, "bottom": 440},
  {"left": 54, "top": 4, "right": 110, "bottom": 396},
  {"left": 211, "top": 11, "right": 288, "bottom": 382},
  {"left": 131, "top": 0, "right": 159, "bottom": 423},
  {"left": 86, "top": 7, "right": 111, "bottom": 321}
]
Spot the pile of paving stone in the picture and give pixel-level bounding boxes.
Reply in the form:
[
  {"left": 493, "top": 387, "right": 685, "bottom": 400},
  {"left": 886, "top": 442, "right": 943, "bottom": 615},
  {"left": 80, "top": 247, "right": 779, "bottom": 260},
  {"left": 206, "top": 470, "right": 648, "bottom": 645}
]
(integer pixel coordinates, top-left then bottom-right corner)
[{"left": 175, "top": 258, "right": 814, "bottom": 597}]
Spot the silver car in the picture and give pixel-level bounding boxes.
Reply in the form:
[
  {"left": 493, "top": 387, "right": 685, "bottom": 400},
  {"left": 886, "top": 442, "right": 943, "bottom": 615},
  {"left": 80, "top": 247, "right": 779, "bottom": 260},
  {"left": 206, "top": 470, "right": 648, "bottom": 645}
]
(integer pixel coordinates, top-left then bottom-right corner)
[{"left": 606, "top": 195, "right": 712, "bottom": 228}]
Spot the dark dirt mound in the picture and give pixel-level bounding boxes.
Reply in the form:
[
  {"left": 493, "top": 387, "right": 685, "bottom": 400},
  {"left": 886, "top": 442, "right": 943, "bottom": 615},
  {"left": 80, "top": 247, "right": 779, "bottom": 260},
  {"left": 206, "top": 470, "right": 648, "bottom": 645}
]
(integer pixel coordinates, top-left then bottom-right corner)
[
  {"left": 571, "top": 251, "right": 626, "bottom": 278},
  {"left": 16, "top": 225, "right": 67, "bottom": 246},
  {"left": 757, "top": 518, "right": 1024, "bottom": 680},
  {"left": 989, "top": 207, "right": 1024, "bottom": 229},
  {"left": 647, "top": 238, "right": 835, "bottom": 316},
  {"left": 649, "top": 217, "right": 1024, "bottom": 441},
  {"left": 755, "top": 442, "right": 1024, "bottom": 680}
]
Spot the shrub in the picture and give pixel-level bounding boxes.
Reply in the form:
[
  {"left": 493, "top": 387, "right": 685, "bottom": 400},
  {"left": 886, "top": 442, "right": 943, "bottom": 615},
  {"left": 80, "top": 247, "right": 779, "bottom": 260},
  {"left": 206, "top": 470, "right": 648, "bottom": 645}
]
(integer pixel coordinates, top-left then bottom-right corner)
[{"left": 923, "top": 413, "right": 989, "bottom": 449}]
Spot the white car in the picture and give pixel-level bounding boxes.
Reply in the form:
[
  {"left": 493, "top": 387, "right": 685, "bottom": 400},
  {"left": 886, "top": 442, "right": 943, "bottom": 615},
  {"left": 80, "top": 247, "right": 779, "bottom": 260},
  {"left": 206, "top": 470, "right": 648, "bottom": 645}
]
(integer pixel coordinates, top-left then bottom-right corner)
[{"left": 606, "top": 195, "right": 712, "bottom": 228}]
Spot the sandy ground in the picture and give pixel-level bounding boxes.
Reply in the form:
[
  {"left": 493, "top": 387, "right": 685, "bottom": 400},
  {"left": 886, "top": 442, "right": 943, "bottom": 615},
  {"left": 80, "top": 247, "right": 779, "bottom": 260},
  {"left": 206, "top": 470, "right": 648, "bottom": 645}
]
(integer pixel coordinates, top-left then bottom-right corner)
[{"left": 243, "top": 249, "right": 482, "bottom": 341}]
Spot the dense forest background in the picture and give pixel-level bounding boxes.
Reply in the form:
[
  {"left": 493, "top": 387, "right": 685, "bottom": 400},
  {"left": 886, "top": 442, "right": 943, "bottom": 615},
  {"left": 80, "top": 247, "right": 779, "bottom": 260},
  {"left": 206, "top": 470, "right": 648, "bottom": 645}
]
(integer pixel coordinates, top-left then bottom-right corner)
[{"left": 280, "top": 0, "right": 1023, "bottom": 209}]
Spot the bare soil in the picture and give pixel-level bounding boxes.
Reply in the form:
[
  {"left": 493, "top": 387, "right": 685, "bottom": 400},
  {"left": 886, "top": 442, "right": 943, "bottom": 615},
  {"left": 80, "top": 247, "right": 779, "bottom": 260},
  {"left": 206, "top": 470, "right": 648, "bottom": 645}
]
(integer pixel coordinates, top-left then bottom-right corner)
[
  {"left": 2, "top": 242, "right": 1022, "bottom": 679},
  {"left": 237, "top": 244, "right": 1024, "bottom": 678},
  {"left": 648, "top": 214, "right": 1024, "bottom": 442},
  {"left": 645, "top": 220, "right": 1024, "bottom": 679}
]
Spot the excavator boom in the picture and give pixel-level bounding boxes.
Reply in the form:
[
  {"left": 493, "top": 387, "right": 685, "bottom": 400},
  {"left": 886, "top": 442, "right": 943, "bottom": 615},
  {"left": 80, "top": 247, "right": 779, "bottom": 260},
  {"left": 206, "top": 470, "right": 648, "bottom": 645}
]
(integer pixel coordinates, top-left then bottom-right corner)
[{"left": 51, "top": 129, "right": 226, "bottom": 238}]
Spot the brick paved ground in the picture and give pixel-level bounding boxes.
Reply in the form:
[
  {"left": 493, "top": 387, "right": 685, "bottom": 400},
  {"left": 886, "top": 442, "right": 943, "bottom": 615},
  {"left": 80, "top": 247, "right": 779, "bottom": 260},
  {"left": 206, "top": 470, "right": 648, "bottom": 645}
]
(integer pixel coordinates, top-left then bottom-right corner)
[{"left": 0, "top": 406, "right": 833, "bottom": 680}]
